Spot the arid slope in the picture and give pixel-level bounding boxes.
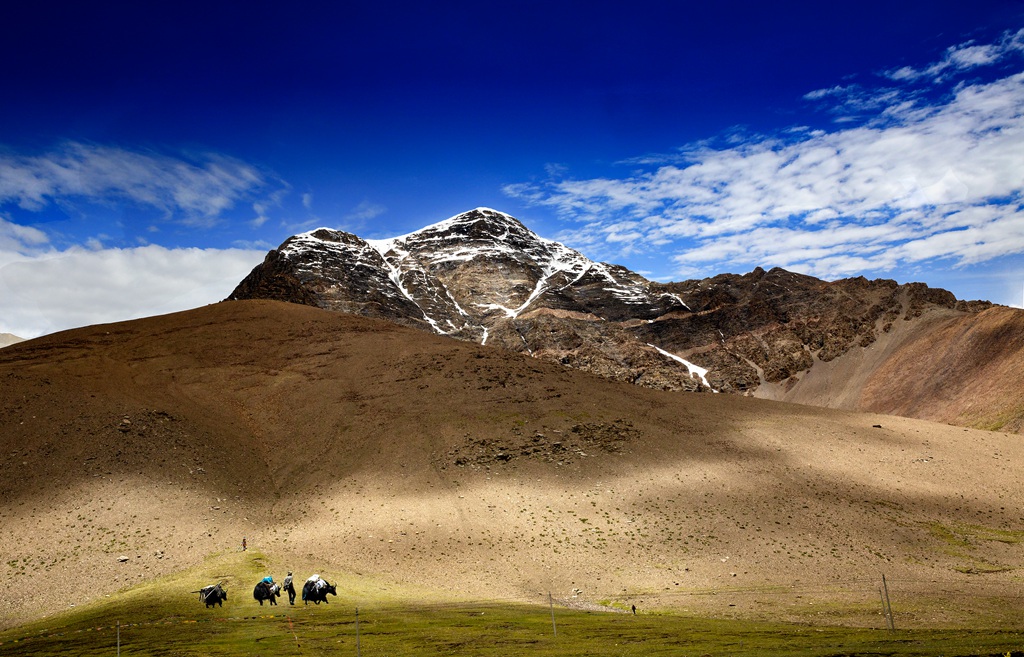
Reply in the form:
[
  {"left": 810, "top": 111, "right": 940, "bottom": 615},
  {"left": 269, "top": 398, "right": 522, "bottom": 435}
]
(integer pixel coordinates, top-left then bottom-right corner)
[
  {"left": 753, "top": 303, "right": 1024, "bottom": 432},
  {"left": 1, "top": 300, "right": 1022, "bottom": 629},
  {"left": 861, "top": 305, "right": 1024, "bottom": 432}
]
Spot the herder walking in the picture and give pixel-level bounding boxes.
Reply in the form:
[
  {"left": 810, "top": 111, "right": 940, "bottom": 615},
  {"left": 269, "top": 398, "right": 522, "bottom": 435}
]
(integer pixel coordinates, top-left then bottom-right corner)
[{"left": 283, "top": 572, "right": 296, "bottom": 605}]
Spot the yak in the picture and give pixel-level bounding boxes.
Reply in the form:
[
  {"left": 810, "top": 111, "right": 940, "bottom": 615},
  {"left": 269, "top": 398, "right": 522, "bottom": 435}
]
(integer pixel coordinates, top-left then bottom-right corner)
[
  {"left": 301, "top": 579, "right": 337, "bottom": 605},
  {"left": 253, "top": 582, "right": 282, "bottom": 606},
  {"left": 199, "top": 584, "right": 227, "bottom": 608}
]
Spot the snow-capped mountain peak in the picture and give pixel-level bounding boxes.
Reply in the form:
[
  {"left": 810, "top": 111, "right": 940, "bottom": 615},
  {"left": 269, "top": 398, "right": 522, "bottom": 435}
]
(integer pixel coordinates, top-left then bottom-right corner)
[
  {"left": 228, "top": 207, "right": 696, "bottom": 383},
  {"left": 227, "top": 207, "right": 992, "bottom": 401},
  {"left": 369, "top": 207, "right": 562, "bottom": 267},
  {"left": 231, "top": 208, "right": 684, "bottom": 341}
]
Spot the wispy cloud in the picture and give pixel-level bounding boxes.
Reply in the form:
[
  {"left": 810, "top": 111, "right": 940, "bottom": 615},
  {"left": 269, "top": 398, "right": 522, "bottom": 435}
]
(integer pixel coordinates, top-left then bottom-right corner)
[
  {"left": 506, "top": 29, "right": 1024, "bottom": 282},
  {"left": 251, "top": 187, "right": 291, "bottom": 230},
  {"left": 344, "top": 200, "right": 387, "bottom": 222},
  {"left": 0, "top": 142, "right": 279, "bottom": 227},
  {"left": 883, "top": 28, "right": 1024, "bottom": 82}
]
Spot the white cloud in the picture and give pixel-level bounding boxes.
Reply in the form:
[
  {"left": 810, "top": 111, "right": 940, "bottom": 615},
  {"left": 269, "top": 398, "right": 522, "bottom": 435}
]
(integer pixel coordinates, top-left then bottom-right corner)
[
  {"left": 0, "top": 245, "right": 265, "bottom": 338},
  {"left": 506, "top": 30, "right": 1024, "bottom": 284},
  {"left": 803, "top": 84, "right": 910, "bottom": 122},
  {"left": 803, "top": 85, "right": 848, "bottom": 101},
  {"left": 251, "top": 187, "right": 291, "bottom": 229},
  {"left": 231, "top": 238, "right": 275, "bottom": 250},
  {"left": 883, "top": 28, "right": 1024, "bottom": 82},
  {"left": 0, "top": 142, "right": 275, "bottom": 226},
  {"left": 947, "top": 42, "right": 1001, "bottom": 69},
  {"left": 0, "top": 215, "right": 50, "bottom": 254}
]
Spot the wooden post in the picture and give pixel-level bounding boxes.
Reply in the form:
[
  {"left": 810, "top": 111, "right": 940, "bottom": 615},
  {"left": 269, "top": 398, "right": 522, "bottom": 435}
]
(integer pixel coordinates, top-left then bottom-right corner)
[
  {"left": 882, "top": 575, "right": 895, "bottom": 631},
  {"left": 549, "top": 592, "right": 557, "bottom": 636},
  {"left": 356, "top": 607, "right": 362, "bottom": 657}
]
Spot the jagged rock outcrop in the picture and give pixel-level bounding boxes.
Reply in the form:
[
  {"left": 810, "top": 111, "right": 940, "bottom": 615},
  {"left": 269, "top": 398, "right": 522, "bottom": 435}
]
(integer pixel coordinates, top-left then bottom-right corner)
[
  {"left": 229, "top": 207, "right": 1023, "bottom": 431},
  {"left": 227, "top": 228, "right": 426, "bottom": 326}
]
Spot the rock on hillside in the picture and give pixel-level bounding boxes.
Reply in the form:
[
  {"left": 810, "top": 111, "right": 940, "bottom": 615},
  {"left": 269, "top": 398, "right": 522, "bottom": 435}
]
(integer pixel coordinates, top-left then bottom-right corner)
[{"left": 229, "top": 208, "right": 1024, "bottom": 431}]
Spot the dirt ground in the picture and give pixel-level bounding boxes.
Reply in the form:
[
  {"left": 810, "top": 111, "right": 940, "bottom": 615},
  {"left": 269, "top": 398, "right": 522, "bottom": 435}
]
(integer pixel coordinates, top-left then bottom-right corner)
[{"left": 2, "top": 300, "right": 1022, "bottom": 630}]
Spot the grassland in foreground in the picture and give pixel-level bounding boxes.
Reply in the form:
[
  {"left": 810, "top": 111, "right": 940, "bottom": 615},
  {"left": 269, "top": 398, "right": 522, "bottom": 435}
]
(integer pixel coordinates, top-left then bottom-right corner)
[
  {"left": 4, "top": 600, "right": 1024, "bottom": 657},
  {"left": 1, "top": 552, "right": 1022, "bottom": 657}
]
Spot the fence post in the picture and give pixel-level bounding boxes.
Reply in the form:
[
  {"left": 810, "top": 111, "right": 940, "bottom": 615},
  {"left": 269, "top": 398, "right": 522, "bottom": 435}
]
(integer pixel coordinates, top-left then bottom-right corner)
[
  {"left": 549, "top": 592, "right": 557, "bottom": 636},
  {"left": 882, "top": 575, "right": 895, "bottom": 631}
]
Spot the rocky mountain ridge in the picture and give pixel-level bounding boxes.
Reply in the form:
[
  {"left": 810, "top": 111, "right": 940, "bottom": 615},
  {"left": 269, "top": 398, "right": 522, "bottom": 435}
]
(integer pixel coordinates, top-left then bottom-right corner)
[
  {"left": 229, "top": 208, "right": 1024, "bottom": 431},
  {"left": 232, "top": 208, "right": 682, "bottom": 336},
  {"left": 230, "top": 208, "right": 704, "bottom": 390}
]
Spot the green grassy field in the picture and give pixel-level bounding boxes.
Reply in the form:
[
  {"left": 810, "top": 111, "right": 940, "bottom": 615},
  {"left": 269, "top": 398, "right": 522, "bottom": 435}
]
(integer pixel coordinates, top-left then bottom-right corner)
[
  {"left": 4, "top": 601, "right": 1022, "bottom": 657},
  {"left": 2, "top": 553, "right": 1021, "bottom": 656}
]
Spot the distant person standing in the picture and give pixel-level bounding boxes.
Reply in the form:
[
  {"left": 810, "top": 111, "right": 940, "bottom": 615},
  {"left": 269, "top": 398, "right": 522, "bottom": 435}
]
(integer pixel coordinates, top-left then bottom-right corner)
[
  {"left": 283, "top": 572, "right": 296, "bottom": 605},
  {"left": 242, "top": 537, "right": 247, "bottom": 551}
]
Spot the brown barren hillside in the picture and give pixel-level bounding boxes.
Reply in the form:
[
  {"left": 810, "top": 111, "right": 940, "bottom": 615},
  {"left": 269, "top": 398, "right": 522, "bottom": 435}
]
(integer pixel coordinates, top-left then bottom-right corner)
[
  {"left": 1, "top": 299, "right": 1022, "bottom": 630},
  {"left": 754, "top": 302, "right": 1024, "bottom": 433},
  {"left": 860, "top": 305, "right": 1024, "bottom": 432}
]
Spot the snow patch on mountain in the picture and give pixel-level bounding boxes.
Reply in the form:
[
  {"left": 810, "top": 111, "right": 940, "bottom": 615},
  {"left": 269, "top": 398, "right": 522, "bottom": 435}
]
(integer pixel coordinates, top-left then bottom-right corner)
[{"left": 648, "top": 344, "right": 716, "bottom": 391}]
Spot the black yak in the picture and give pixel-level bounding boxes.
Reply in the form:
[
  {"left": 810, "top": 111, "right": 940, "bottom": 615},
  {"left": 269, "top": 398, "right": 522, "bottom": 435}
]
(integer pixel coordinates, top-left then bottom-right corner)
[
  {"left": 253, "top": 582, "right": 281, "bottom": 606},
  {"left": 302, "top": 578, "right": 337, "bottom": 605},
  {"left": 199, "top": 584, "right": 227, "bottom": 608}
]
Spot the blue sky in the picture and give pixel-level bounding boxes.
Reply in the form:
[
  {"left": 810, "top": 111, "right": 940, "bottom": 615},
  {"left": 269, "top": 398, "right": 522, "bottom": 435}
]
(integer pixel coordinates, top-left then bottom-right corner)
[{"left": 2, "top": 1, "right": 1023, "bottom": 338}]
